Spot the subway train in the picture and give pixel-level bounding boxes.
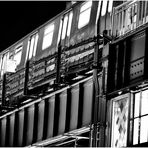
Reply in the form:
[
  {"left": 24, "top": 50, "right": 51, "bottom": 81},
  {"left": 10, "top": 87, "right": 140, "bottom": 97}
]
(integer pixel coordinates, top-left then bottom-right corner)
[
  {"left": 1, "top": 0, "right": 146, "bottom": 147},
  {"left": 0, "top": 0, "right": 122, "bottom": 106}
]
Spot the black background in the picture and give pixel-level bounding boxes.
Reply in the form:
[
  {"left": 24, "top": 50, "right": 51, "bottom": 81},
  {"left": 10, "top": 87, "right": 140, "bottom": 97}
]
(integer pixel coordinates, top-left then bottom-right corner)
[{"left": 0, "top": 1, "right": 66, "bottom": 51}]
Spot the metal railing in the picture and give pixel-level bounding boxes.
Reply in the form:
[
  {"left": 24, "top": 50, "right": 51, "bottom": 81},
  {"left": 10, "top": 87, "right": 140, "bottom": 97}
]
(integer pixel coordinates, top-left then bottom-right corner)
[{"left": 112, "top": 0, "right": 148, "bottom": 37}]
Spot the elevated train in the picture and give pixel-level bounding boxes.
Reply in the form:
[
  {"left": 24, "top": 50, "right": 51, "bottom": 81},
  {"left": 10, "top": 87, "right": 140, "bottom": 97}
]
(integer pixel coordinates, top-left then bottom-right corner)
[
  {"left": 0, "top": 0, "right": 117, "bottom": 146},
  {"left": 1, "top": 0, "right": 146, "bottom": 147},
  {"left": 0, "top": 0, "right": 118, "bottom": 106}
]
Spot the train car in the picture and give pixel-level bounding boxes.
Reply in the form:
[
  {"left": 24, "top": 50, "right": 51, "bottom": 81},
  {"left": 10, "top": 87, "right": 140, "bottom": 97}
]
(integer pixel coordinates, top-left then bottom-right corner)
[{"left": 0, "top": 0, "right": 121, "bottom": 106}]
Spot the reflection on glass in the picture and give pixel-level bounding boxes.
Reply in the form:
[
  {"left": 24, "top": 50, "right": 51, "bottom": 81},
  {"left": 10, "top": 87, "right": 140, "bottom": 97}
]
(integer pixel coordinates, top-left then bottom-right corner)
[
  {"left": 134, "top": 92, "right": 140, "bottom": 117},
  {"left": 78, "top": 1, "right": 92, "bottom": 29},
  {"left": 111, "top": 98, "right": 128, "bottom": 147},
  {"left": 133, "top": 118, "right": 139, "bottom": 145},
  {"left": 141, "top": 90, "right": 148, "bottom": 115},
  {"left": 130, "top": 96, "right": 133, "bottom": 118},
  {"left": 140, "top": 116, "right": 148, "bottom": 143}
]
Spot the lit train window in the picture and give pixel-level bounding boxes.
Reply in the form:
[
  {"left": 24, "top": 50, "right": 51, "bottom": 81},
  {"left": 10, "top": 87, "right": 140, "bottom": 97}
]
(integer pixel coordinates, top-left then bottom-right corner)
[
  {"left": 67, "top": 11, "right": 73, "bottom": 37},
  {"left": 42, "top": 23, "right": 54, "bottom": 50},
  {"left": 57, "top": 19, "right": 62, "bottom": 45},
  {"left": 61, "top": 11, "right": 73, "bottom": 40},
  {"left": 14, "top": 45, "right": 22, "bottom": 65},
  {"left": 101, "top": 0, "right": 108, "bottom": 16},
  {"left": 26, "top": 33, "right": 38, "bottom": 61},
  {"left": 62, "top": 15, "right": 68, "bottom": 39},
  {"left": 95, "top": 0, "right": 102, "bottom": 25},
  {"left": 0, "top": 52, "right": 9, "bottom": 76},
  {"left": 108, "top": 0, "right": 113, "bottom": 12},
  {"left": 78, "top": 1, "right": 92, "bottom": 29}
]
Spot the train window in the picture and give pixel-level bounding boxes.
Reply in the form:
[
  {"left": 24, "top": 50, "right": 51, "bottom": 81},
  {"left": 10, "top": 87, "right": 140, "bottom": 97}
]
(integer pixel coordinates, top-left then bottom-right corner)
[
  {"left": 0, "top": 52, "right": 9, "bottom": 76},
  {"left": 101, "top": 0, "right": 108, "bottom": 16},
  {"left": 57, "top": 19, "right": 62, "bottom": 45},
  {"left": 13, "top": 45, "right": 22, "bottom": 65},
  {"left": 78, "top": 1, "right": 92, "bottom": 29},
  {"left": 95, "top": 0, "right": 102, "bottom": 25},
  {"left": 42, "top": 23, "right": 54, "bottom": 50},
  {"left": 67, "top": 11, "right": 73, "bottom": 36},
  {"left": 26, "top": 33, "right": 38, "bottom": 61},
  {"left": 61, "top": 11, "right": 73, "bottom": 40},
  {"left": 108, "top": 0, "right": 113, "bottom": 12},
  {"left": 62, "top": 15, "right": 68, "bottom": 39}
]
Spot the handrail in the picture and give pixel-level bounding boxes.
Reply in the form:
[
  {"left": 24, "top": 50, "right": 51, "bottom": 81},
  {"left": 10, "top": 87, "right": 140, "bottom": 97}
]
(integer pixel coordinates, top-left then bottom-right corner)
[{"left": 112, "top": 0, "right": 148, "bottom": 38}]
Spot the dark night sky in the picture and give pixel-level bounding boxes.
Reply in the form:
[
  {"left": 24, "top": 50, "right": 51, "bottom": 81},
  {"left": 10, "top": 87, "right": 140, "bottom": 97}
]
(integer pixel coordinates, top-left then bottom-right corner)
[{"left": 0, "top": 1, "right": 66, "bottom": 51}]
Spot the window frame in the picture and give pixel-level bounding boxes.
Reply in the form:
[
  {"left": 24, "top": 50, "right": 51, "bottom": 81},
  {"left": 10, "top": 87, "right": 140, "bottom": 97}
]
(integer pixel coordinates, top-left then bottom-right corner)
[
  {"left": 78, "top": 1, "right": 92, "bottom": 29},
  {"left": 42, "top": 23, "right": 54, "bottom": 50},
  {"left": 129, "top": 89, "right": 148, "bottom": 146},
  {"left": 13, "top": 44, "right": 23, "bottom": 66},
  {"left": 26, "top": 32, "right": 39, "bottom": 61},
  {"left": 0, "top": 52, "right": 9, "bottom": 77}
]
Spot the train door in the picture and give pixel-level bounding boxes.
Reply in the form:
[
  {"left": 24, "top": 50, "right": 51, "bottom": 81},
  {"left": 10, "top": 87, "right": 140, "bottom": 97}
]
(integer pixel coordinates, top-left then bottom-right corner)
[
  {"left": 56, "top": 9, "right": 73, "bottom": 82},
  {"left": 57, "top": 9, "right": 73, "bottom": 47},
  {"left": 26, "top": 32, "right": 39, "bottom": 62},
  {"left": 97, "top": 0, "right": 113, "bottom": 35}
]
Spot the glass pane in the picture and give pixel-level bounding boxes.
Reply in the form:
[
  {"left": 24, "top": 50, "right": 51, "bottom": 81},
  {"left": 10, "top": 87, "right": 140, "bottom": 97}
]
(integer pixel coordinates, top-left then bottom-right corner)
[
  {"left": 42, "top": 32, "right": 53, "bottom": 50},
  {"left": 81, "top": 1, "right": 92, "bottom": 12},
  {"left": 78, "top": 8, "right": 91, "bottom": 29},
  {"left": 14, "top": 50, "right": 22, "bottom": 65},
  {"left": 26, "top": 40, "right": 30, "bottom": 62},
  {"left": 129, "top": 120, "right": 133, "bottom": 145},
  {"left": 111, "top": 97, "right": 128, "bottom": 147},
  {"left": 101, "top": 0, "right": 108, "bottom": 16},
  {"left": 29, "top": 36, "right": 35, "bottom": 59},
  {"left": 140, "top": 116, "right": 148, "bottom": 143},
  {"left": 141, "top": 90, "right": 148, "bottom": 115},
  {"left": 108, "top": 0, "right": 113, "bottom": 12},
  {"left": 33, "top": 34, "right": 38, "bottom": 57},
  {"left": 134, "top": 92, "right": 140, "bottom": 117},
  {"left": 95, "top": 0, "right": 102, "bottom": 25},
  {"left": 67, "top": 11, "right": 73, "bottom": 36},
  {"left": 44, "top": 24, "right": 54, "bottom": 35},
  {"left": 130, "top": 95, "right": 134, "bottom": 119},
  {"left": 133, "top": 118, "right": 139, "bottom": 145},
  {"left": 57, "top": 19, "right": 62, "bottom": 45},
  {"left": 62, "top": 15, "right": 68, "bottom": 39}
]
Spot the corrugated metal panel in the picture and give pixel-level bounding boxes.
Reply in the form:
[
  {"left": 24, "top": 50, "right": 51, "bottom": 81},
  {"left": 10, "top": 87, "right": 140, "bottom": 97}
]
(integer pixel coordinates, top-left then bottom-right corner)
[
  {"left": 0, "top": 117, "right": 6, "bottom": 146},
  {"left": 7, "top": 113, "right": 15, "bottom": 146},
  {"left": 69, "top": 85, "right": 79, "bottom": 131},
  {"left": 58, "top": 90, "right": 67, "bottom": 135},
  {"left": 36, "top": 100, "right": 45, "bottom": 142},
  {"left": 15, "top": 109, "right": 25, "bottom": 146},
  {"left": 82, "top": 79, "right": 93, "bottom": 126},
  {"left": 46, "top": 95, "right": 55, "bottom": 138},
  {"left": 24, "top": 105, "right": 35, "bottom": 146},
  {"left": 0, "top": 76, "right": 94, "bottom": 147}
]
